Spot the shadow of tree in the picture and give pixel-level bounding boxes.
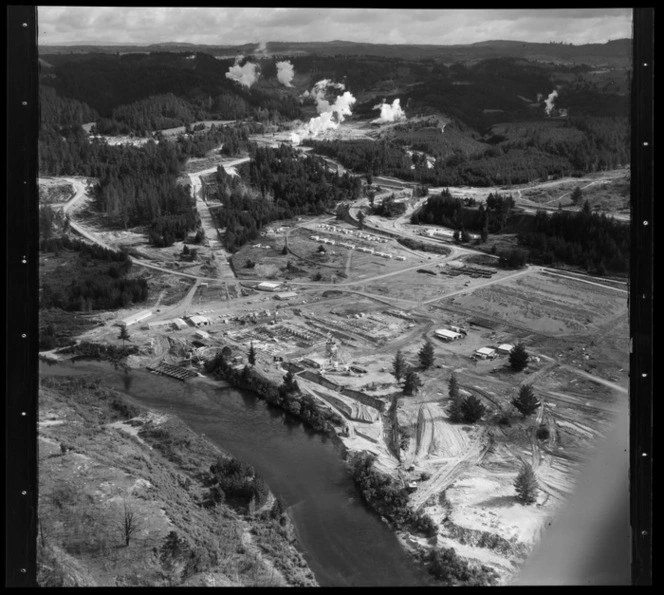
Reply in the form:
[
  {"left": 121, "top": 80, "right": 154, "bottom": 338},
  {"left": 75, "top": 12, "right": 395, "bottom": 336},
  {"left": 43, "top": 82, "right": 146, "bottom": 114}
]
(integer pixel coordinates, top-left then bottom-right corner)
[{"left": 475, "top": 495, "right": 516, "bottom": 508}]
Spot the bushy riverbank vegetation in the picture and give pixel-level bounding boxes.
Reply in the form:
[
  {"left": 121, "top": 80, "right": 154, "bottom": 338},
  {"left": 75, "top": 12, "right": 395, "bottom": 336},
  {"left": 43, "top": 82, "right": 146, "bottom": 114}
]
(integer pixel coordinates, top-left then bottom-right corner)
[
  {"left": 348, "top": 451, "right": 437, "bottom": 537},
  {"left": 204, "top": 350, "right": 344, "bottom": 435}
]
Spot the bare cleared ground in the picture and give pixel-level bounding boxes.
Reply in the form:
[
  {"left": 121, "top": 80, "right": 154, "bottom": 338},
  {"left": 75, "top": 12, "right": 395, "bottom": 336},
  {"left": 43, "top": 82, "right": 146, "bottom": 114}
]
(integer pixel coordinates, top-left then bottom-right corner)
[{"left": 518, "top": 169, "right": 630, "bottom": 213}]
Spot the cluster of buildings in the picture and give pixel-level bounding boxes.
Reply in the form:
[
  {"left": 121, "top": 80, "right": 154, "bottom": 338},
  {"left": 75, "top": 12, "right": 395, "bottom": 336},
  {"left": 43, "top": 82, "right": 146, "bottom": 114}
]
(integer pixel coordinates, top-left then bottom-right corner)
[
  {"left": 316, "top": 224, "right": 389, "bottom": 244},
  {"left": 433, "top": 326, "right": 516, "bottom": 360},
  {"left": 309, "top": 228, "right": 404, "bottom": 260},
  {"left": 473, "top": 344, "right": 515, "bottom": 360},
  {"left": 117, "top": 310, "right": 214, "bottom": 333}
]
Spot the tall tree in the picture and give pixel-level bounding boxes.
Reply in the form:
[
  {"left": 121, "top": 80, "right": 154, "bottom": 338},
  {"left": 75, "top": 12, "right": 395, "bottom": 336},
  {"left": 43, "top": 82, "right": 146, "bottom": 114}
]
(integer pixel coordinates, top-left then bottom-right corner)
[
  {"left": 511, "top": 384, "right": 540, "bottom": 417},
  {"left": 403, "top": 369, "right": 423, "bottom": 396},
  {"left": 448, "top": 372, "right": 463, "bottom": 422},
  {"left": 581, "top": 199, "right": 592, "bottom": 215},
  {"left": 514, "top": 463, "right": 539, "bottom": 505},
  {"left": 509, "top": 343, "right": 529, "bottom": 372},
  {"left": 118, "top": 501, "right": 141, "bottom": 547},
  {"left": 118, "top": 325, "right": 131, "bottom": 349},
  {"left": 248, "top": 342, "right": 257, "bottom": 366},
  {"left": 392, "top": 349, "right": 407, "bottom": 382},
  {"left": 460, "top": 395, "right": 486, "bottom": 423},
  {"left": 418, "top": 339, "right": 435, "bottom": 370},
  {"left": 571, "top": 186, "right": 583, "bottom": 204}
]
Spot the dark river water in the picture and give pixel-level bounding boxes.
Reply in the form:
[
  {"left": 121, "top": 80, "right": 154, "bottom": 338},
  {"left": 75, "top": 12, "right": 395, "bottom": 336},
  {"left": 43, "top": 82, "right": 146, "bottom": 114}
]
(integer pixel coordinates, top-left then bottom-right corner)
[{"left": 40, "top": 360, "right": 433, "bottom": 587}]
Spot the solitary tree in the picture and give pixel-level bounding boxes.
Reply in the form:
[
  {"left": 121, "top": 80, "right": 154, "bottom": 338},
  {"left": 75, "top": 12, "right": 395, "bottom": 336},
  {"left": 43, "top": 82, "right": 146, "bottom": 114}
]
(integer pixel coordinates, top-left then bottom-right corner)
[
  {"left": 281, "top": 245, "right": 288, "bottom": 255},
  {"left": 119, "top": 501, "right": 141, "bottom": 546},
  {"left": 514, "top": 463, "right": 539, "bottom": 504},
  {"left": 118, "top": 325, "right": 131, "bottom": 349},
  {"left": 453, "top": 230, "right": 460, "bottom": 243},
  {"left": 281, "top": 370, "right": 299, "bottom": 395},
  {"left": 392, "top": 350, "right": 407, "bottom": 383},
  {"left": 418, "top": 339, "right": 435, "bottom": 370},
  {"left": 571, "top": 186, "right": 583, "bottom": 205},
  {"left": 248, "top": 342, "right": 257, "bottom": 366},
  {"left": 447, "top": 372, "right": 463, "bottom": 422},
  {"left": 357, "top": 210, "right": 366, "bottom": 230},
  {"left": 403, "top": 369, "right": 423, "bottom": 396},
  {"left": 582, "top": 199, "right": 592, "bottom": 216},
  {"left": 460, "top": 395, "right": 486, "bottom": 424},
  {"left": 512, "top": 384, "right": 540, "bottom": 417},
  {"left": 509, "top": 343, "right": 529, "bottom": 372}
]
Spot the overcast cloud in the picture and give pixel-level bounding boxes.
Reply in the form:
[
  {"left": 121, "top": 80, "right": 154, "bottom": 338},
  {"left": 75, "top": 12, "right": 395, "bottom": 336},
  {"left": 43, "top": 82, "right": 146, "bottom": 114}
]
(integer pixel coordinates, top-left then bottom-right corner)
[{"left": 37, "top": 7, "right": 633, "bottom": 47}]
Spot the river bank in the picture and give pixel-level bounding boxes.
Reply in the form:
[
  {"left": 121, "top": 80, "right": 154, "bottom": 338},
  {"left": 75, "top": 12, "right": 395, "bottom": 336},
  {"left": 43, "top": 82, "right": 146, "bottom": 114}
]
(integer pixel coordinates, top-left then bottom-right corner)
[
  {"left": 37, "top": 372, "right": 318, "bottom": 587},
  {"left": 201, "top": 352, "right": 500, "bottom": 585},
  {"left": 47, "top": 349, "right": 500, "bottom": 585},
  {"left": 39, "top": 358, "right": 435, "bottom": 586}
]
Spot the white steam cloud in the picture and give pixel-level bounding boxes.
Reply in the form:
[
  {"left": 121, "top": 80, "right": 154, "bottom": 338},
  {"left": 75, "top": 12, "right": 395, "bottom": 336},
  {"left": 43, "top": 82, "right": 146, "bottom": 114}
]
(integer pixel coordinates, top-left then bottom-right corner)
[
  {"left": 544, "top": 90, "right": 558, "bottom": 116},
  {"left": 373, "top": 98, "right": 407, "bottom": 123},
  {"left": 255, "top": 41, "right": 268, "bottom": 56},
  {"left": 226, "top": 55, "right": 260, "bottom": 88},
  {"left": 309, "top": 79, "right": 346, "bottom": 114},
  {"left": 294, "top": 80, "right": 356, "bottom": 139},
  {"left": 276, "top": 60, "right": 295, "bottom": 87}
]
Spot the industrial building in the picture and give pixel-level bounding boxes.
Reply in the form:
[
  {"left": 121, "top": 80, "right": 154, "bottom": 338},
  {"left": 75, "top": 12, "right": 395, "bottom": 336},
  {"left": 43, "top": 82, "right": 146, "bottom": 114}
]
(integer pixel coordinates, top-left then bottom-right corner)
[
  {"left": 435, "top": 329, "right": 463, "bottom": 341},
  {"left": 118, "top": 310, "right": 152, "bottom": 328},
  {"left": 256, "top": 281, "right": 283, "bottom": 292},
  {"left": 171, "top": 318, "right": 189, "bottom": 331},
  {"left": 188, "top": 315, "right": 211, "bottom": 327},
  {"left": 497, "top": 343, "right": 515, "bottom": 355},
  {"left": 275, "top": 291, "right": 298, "bottom": 300},
  {"left": 475, "top": 347, "right": 497, "bottom": 359}
]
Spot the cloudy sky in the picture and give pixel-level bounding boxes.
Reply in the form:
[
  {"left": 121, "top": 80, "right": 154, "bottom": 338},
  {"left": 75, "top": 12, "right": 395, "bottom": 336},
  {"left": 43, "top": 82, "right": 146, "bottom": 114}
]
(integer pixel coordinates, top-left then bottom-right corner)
[{"left": 37, "top": 7, "right": 633, "bottom": 47}]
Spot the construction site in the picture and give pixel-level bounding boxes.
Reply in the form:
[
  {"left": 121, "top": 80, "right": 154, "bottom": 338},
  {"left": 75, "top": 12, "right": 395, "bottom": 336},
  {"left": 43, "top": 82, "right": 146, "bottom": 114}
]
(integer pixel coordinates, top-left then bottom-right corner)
[{"left": 39, "top": 117, "right": 630, "bottom": 585}]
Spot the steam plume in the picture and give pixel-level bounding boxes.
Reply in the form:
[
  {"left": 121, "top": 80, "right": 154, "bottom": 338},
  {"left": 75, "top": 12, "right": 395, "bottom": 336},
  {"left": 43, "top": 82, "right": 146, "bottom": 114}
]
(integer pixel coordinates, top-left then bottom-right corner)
[
  {"left": 255, "top": 41, "right": 268, "bottom": 56},
  {"left": 226, "top": 55, "right": 260, "bottom": 88},
  {"left": 276, "top": 60, "right": 295, "bottom": 87},
  {"left": 544, "top": 90, "right": 558, "bottom": 116},
  {"left": 297, "top": 80, "right": 356, "bottom": 138},
  {"left": 373, "top": 98, "right": 407, "bottom": 123}
]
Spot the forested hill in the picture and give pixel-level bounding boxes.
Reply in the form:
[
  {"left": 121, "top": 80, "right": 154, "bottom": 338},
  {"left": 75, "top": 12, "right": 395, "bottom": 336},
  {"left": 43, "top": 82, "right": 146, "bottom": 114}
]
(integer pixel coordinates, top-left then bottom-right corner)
[
  {"left": 40, "top": 48, "right": 629, "bottom": 143},
  {"left": 40, "top": 38, "right": 632, "bottom": 68},
  {"left": 40, "top": 52, "right": 303, "bottom": 127}
]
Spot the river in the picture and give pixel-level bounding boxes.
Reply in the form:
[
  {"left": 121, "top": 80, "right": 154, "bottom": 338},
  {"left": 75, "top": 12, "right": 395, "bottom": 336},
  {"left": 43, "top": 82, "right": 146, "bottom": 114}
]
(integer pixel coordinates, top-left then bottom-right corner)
[{"left": 39, "top": 360, "right": 433, "bottom": 587}]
